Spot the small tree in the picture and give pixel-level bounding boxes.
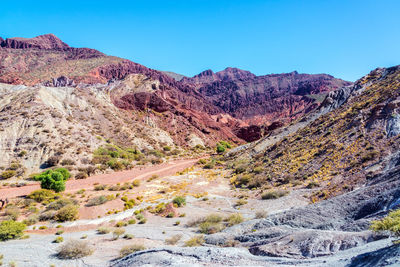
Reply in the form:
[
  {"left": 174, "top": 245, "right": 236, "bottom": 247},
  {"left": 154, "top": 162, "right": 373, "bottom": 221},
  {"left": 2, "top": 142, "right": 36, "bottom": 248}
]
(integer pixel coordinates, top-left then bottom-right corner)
[{"left": 34, "top": 168, "right": 70, "bottom": 192}]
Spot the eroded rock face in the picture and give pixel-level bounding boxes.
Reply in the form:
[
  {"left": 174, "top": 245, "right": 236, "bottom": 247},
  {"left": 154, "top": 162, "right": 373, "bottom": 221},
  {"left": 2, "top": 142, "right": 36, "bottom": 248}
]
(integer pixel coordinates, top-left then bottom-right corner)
[{"left": 182, "top": 68, "right": 352, "bottom": 125}]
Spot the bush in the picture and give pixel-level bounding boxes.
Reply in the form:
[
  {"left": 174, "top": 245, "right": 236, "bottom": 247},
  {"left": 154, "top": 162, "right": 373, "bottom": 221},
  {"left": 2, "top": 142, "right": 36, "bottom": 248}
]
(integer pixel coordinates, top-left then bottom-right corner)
[
  {"left": 23, "top": 214, "right": 39, "bottom": 226},
  {"left": 172, "top": 196, "right": 186, "bottom": 207},
  {"left": 0, "top": 220, "right": 26, "bottom": 241},
  {"left": 57, "top": 239, "right": 94, "bottom": 259},
  {"left": 94, "top": 184, "right": 107, "bottom": 191},
  {"left": 371, "top": 209, "right": 400, "bottom": 236},
  {"left": 225, "top": 213, "right": 244, "bottom": 226},
  {"left": 128, "top": 219, "right": 136, "bottom": 224},
  {"left": 34, "top": 168, "right": 70, "bottom": 192},
  {"left": 184, "top": 235, "right": 204, "bottom": 247},
  {"left": 199, "top": 222, "right": 224, "bottom": 234},
  {"left": 0, "top": 170, "right": 16, "bottom": 180},
  {"left": 115, "top": 221, "right": 128, "bottom": 227},
  {"left": 255, "top": 210, "right": 268, "bottom": 219},
  {"left": 54, "top": 236, "right": 64, "bottom": 243},
  {"left": 119, "top": 244, "right": 146, "bottom": 258},
  {"left": 46, "top": 156, "right": 61, "bottom": 167},
  {"left": 165, "top": 234, "right": 182, "bottom": 245},
  {"left": 39, "top": 210, "right": 56, "bottom": 221},
  {"left": 97, "top": 227, "right": 111, "bottom": 234},
  {"left": 61, "top": 159, "right": 75, "bottom": 166},
  {"left": 75, "top": 172, "right": 88, "bottom": 179},
  {"left": 28, "top": 189, "right": 58, "bottom": 203},
  {"left": 261, "top": 190, "right": 288, "bottom": 200},
  {"left": 86, "top": 196, "right": 108, "bottom": 207},
  {"left": 216, "top": 144, "right": 226, "bottom": 153},
  {"left": 113, "top": 228, "right": 126, "bottom": 240},
  {"left": 46, "top": 198, "right": 78, "bottom": 210},
  {"left": 54, "top": 204, "right": 79, "bottom": 222},
  {"left": 132, "top": 180, "right": 140, "bottom": 187},
  {"left": 5, "top": 207, "right": 20, "bottom": 221}
]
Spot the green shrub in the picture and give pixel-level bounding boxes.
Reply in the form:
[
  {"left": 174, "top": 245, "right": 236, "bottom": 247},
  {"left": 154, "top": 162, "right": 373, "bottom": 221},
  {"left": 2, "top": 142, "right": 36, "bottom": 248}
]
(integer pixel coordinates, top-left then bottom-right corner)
[
  {"left": 371, "top": 209, "right": 400, "bottom": 236},
  {"left": 0, "top": 170, "right": 16, "bottom": 179},
  {"left": 119, "top": 244, "right": 146, "bottom": 258},
  {"left": 216, "top": 144, "right": 226, "bottom": 154},
  {"left": 132, "top": 180, "right": 140, "bottom": 187},
  {"left": 184, "top": 235, "right": 204, "bottom": 247},
  {"left": 128, "top": 219, "right": 136, "bottom": 224},
  {"left": 172, "top": 196, "right": 186, "bottom": 207},
  {"left": 34, "top": 168, "right": 70, "bottom": 192},
  {"left": 28, "top": 189, "right": 58, "bottom": 203},
  {"left": 261, "top": 190, "right": 288, "bottom": 200},
  {"left": 54, "top": 204, "right": 79, "bottom": 222},
  {"left": 57, "top": 239, "right": 94, "bottom": 259},
  {"left": 54, "top": 236, "right": 64, "bottom": 243},
  {"left": 0, "top": 220, "right": 26, "bottom": 241}
]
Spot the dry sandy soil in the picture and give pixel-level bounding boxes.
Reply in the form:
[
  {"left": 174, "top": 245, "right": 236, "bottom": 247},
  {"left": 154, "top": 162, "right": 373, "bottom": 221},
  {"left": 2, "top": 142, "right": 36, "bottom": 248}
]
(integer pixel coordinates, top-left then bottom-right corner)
[{"left": 0, "top": 159, "right": 310, "bottom": 267}]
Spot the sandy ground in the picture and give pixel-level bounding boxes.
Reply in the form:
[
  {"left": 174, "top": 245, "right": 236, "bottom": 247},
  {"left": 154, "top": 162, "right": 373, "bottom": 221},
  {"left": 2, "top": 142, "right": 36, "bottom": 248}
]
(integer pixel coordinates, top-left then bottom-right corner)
[
  {"left": 0, "top": 158, "right": 198, "bottom": 198},
  {"left": 0, "top": 165, "right": 312, "bottom": 267}
]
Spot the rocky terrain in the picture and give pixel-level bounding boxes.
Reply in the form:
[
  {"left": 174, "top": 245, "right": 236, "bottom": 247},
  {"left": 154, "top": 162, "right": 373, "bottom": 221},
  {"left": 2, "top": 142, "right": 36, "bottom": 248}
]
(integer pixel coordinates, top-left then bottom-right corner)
[{"left": 0, "top": 33, "right": 399, "bottom": 267}]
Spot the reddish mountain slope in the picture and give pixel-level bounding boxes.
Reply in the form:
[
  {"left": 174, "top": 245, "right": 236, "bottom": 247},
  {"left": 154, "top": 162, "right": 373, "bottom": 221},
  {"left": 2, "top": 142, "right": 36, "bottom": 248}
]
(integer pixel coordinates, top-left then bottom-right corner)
[
  {"left": 181, "top": 67, "right": 352, "bottom": 125},
  {"left": 0, "top": 34, "right": 351, "bottom": 143}
]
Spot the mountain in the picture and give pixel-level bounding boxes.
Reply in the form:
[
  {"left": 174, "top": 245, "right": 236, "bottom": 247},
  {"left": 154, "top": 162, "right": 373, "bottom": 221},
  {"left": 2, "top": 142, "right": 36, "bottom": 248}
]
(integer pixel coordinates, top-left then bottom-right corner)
[
  {"left": 182, "top": 67, "right": 351, "bottom": 125},
  {"left": 227, "top": 65, "right": 400, "bottom": 201},
  {"left": 0, "top": 34, "right": 352, "bottom": 172}
]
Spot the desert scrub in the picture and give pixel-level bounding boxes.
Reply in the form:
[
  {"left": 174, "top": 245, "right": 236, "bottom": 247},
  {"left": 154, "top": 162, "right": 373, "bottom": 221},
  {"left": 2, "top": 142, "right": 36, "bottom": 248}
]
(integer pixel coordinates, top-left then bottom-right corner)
[
  {"left": 94, "top": 184, "right": 107, "bottom": 191},
  {"left": 119, "top": 244, "right": 146, "bottom": 258},
  {"left": 0, "top": 220, "right": 26, "bottom": 241},
  {"left": 53, "top": 236, "right": 64, "bottom": 243},
  {"left": 112, "top": 228, "right": 126, "bottom": 240},
  {"left": 97, "top": 227, "right": 111, "bottom": 234},
  {"left": 184, "top": 235, "right": 205, "bottom": 247},
  {"left": 371, "top": 209, "right": 400, "bottom": 237},
  {"left": 165, "top": 234, "right": 182, "bottom": 245},
  {"left": 261, "top": 190, "right": 288, "bottom": 200},
  {"left": 54, "top": 204, "right": 79, "bottom": 222},
  {"left": 172, "top": 196, "right": 186, "bottom": 207},
  {"left": 255, "top": 210, "right": 268, "bottom": 219},
  {"left": 0, "top": 170, "right": 16, "bottom": 179},
  {"left": 225, "top": 213, "right": 244, "bottom": 226},
  {"left": 86, "top": 195, "right": 108, "bottom": 206},
  {"left": 28, "top": 189, "right": 58, "bottom": 203},
  {"left": 235, "top": 199, "right": 248, "bottom": 207},
  {"left": 57, "top": 239, "right": 94, "bottom": 259},
  {"left": 199, "top": 221, "right": 225, "bottom": 234},
  {"left": 4, "top": 207, "right": 20, "bottom": 221},
  {"left": 132, "top": 179, "right": 140, "bottom": 187},
  {"left": 115, "top": 221, "right": 128, "bottom": 227}
]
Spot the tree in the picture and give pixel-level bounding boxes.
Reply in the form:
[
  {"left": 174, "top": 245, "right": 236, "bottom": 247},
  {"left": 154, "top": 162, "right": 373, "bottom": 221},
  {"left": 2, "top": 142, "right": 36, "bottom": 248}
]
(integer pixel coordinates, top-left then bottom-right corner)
[{"left": 34, "top": 168, "right": 70, "bottom": 192}]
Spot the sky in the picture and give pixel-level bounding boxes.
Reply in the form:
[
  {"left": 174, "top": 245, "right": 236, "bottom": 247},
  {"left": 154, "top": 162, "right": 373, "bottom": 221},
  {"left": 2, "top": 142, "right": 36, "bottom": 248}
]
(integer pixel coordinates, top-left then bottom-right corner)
[{"left": 1, "top": 0, "right": 400, "bottom": 81}]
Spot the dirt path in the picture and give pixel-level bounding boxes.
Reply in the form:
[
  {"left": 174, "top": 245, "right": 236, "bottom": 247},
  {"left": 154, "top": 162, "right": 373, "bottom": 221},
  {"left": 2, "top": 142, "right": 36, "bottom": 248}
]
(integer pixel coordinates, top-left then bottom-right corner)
[{"left": 0, "top": 158, "right": 199, "bottom": 198}]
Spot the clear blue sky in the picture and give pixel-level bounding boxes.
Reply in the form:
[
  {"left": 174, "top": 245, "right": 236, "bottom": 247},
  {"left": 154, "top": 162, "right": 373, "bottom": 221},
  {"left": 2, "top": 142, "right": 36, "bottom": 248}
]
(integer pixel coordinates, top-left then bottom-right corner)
[{"left": 1, "top": 0, "right": 400, "bottom": 81}]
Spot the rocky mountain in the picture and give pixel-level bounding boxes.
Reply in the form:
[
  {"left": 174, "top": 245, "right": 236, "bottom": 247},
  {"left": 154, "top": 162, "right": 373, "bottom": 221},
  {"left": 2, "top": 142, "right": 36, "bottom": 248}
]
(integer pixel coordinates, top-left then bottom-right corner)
[
  {"left": 0, "top": 34, "right": 352, "bottom": 173},
  {"left": 227, "top": 65, "right": 400, "bottom": 201},
  {"left": 111, "top": 66, "right": 400, "bottom": 267},
  {"left": 182, "top": 67, "right": 351, "bottom": 125}
]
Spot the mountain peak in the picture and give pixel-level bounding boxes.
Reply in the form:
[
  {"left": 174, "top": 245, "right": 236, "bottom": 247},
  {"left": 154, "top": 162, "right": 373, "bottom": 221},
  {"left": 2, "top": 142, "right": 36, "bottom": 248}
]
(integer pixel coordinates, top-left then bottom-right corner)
[{"left": 1, "top": 33, "right": 70, "bottom": 50}]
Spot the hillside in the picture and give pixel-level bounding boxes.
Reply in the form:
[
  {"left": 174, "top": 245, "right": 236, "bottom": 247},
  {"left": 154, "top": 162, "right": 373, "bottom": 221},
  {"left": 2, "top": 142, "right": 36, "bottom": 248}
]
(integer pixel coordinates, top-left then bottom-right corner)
[{"left": 227, "top": 65, "right": 400, "bottom": 201}]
